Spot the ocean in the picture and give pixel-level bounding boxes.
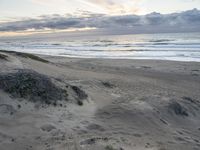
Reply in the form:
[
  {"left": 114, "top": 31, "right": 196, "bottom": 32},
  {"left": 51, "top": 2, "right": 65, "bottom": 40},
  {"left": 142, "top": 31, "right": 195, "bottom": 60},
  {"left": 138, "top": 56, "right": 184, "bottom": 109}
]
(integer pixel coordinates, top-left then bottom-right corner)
[{"left": 0, "top": 32, "right": 200, "bottom": 62}]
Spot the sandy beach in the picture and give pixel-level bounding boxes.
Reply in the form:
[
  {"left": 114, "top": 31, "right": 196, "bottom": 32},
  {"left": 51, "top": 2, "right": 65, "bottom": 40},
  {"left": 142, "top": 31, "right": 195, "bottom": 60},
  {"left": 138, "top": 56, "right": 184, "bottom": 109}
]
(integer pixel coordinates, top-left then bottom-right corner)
[{"left": 0, "top": 50, "right": 200, "bottom": 150}]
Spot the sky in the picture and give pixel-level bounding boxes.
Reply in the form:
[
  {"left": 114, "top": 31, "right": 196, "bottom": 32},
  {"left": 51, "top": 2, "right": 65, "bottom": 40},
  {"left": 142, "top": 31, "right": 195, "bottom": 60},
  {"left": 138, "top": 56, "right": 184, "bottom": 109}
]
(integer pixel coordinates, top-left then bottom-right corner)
[{"left": 0, "top": 0, "right": 200, "bottom": 36}]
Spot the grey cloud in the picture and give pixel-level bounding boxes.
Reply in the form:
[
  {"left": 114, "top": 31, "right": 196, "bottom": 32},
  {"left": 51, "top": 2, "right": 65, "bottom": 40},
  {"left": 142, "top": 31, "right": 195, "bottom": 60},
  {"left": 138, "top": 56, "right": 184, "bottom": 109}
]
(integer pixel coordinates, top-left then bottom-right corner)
[
  {"left": 0, "top": 8, "right": 200, "bottom": 34},
  {"left": 0, "top": 17, "right": 82, "bottom": 31}
]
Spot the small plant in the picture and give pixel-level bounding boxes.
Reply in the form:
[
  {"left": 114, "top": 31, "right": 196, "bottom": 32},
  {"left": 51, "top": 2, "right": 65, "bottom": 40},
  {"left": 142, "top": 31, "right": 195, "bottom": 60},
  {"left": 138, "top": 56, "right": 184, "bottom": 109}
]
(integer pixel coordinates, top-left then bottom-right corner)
[
  {"left": 17, "top": 104, "right": 21, "bottom": 109},
  {"left": 77, "top": 100, "right": 83, "bottom": 106},
  {"left": 71, "top": 86, "right": 88, "bottom": 100}
]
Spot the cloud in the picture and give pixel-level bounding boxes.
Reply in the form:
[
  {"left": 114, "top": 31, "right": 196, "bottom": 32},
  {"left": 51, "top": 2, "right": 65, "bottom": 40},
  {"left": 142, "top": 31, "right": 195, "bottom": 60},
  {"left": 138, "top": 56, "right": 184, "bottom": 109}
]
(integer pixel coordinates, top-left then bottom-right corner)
[
  {"left": 0, "top": 9, "right": 200, "bottom": 34},
  {"left": 84, "top": 0, "right": 141, "bottom": 14},
  {"left": 30, "top": 0, "right": 67, "bottom": 6}
]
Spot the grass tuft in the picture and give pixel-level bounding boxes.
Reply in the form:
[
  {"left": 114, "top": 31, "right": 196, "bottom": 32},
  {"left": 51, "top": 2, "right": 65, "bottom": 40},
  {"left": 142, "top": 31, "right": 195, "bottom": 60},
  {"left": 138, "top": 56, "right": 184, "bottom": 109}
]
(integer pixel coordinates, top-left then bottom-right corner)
[{"left": 0, "top": 69, "right": 67, "bottom": 104}]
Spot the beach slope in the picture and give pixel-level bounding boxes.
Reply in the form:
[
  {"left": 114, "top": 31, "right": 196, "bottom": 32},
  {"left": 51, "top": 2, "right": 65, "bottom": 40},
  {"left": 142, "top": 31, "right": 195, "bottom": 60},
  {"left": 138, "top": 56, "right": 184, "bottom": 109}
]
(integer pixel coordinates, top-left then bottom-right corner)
[{"left": 0, "top": 51, "right": 200, "bottom": 150}]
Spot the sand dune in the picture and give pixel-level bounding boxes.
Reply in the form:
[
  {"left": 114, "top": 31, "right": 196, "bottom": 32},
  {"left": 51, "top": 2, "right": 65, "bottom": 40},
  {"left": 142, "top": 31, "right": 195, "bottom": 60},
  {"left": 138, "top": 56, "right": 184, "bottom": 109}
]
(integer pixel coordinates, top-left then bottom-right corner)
[{"left": 0, "top": 51, "right": 200, "bottom": 150}]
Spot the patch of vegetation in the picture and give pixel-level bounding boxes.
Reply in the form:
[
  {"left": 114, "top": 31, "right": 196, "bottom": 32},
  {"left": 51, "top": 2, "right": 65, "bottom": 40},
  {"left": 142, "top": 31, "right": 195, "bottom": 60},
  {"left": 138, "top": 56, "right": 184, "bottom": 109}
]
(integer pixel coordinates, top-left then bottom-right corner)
[
  {"left": 71, "top": 86, "right": 88, "bottom": 100},
  {"left": 71, "top": 86, "right": 88, "bottom": 105},
  {"left": 16, "top": 52, "right": 49, "bottom": 63},
  {"left": 0, "top": 53, "right": 8, "bottom": 60},
  {"left": 0, "top": 69, "right": 67, "bottom": 104},
  {"left": 0, "top": 50, "right": 48, "bottom": 63},
  {"left": 77, "top": 100, "right": 83, "bottom": 106}
]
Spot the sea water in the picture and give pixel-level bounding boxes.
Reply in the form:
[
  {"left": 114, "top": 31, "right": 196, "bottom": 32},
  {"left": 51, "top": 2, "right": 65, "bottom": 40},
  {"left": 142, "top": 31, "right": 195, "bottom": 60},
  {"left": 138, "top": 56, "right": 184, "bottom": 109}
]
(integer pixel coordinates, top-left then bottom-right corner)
[{"left": 0, "top": 32, "right": 200, "bottom": 62}]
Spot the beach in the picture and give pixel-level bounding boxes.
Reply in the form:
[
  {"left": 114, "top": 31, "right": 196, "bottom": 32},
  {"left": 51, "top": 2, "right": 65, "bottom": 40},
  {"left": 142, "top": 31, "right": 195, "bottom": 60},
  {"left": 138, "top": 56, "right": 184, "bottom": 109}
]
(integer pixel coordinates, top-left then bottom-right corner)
[{"left": 0, "top": 51, "right": 200, "bottom": 150}]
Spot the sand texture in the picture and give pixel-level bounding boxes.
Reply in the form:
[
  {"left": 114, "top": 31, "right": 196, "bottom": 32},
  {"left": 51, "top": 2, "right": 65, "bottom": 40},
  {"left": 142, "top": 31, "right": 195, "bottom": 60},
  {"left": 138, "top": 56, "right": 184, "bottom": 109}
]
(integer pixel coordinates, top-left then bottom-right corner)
[{"left": 0, "top": 51, "right": 200, "bottom": 150}]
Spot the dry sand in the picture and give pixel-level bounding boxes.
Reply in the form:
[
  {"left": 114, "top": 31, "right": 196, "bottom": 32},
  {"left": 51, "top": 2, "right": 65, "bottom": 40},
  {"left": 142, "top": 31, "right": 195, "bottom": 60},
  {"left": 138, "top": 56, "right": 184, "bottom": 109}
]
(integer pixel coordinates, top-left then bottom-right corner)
[{"left": 0, "top": 51, "right": 200, "bottom": 150}]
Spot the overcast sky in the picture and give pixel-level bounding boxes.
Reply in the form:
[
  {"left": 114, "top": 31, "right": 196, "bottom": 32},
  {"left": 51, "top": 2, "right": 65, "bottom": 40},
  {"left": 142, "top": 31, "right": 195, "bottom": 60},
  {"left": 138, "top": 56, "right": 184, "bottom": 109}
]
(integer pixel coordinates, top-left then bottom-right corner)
[{"left": 0, "top": 0, "right": 200, "bottom": 36}]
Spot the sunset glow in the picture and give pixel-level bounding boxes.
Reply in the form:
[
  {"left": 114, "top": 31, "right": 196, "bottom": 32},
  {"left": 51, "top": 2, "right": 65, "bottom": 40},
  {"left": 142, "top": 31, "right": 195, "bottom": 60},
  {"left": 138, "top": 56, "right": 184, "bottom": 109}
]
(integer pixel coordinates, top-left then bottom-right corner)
[{"left": 0, "top": 0, "right": 200, "bottom": 36}]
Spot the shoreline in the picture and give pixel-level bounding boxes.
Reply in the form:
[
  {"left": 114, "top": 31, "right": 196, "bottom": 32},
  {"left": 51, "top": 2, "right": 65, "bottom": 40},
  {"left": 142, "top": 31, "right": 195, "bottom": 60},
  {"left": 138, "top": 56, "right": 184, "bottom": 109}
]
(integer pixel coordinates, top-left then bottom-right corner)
[{"left": 2, "top": 49, "right": 200, "bottom": 63}]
